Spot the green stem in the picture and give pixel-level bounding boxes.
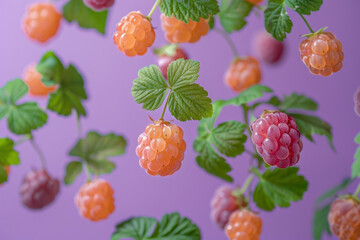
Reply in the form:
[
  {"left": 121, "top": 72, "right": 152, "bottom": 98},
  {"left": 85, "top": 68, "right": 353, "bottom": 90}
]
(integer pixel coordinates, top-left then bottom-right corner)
[
  {"left": 29, "top": 135, "right": 47, "bottom": 170},
  {"left": 354, "top": 183, "right": 360, "bottom": 197},
  {"left": 160, "top": 95, "right": 170, "bottom": 120},
  {"left": 15, "top": 134, "right": 31, "bottom": 146},
  {"left": 147, "top": 0, "right": 161, "bottom": 19},
  {"left": 297, "top": 12, "right": 314, "bottom": 33},
  {"left": 240, "top": 174, "right": 254, "bottom": 195},
  {"left": 76, "top": 112, "right": 92, "bottom": 182},
  {"left": 214, "top": 27, "right": 239, "bottom": 58}
]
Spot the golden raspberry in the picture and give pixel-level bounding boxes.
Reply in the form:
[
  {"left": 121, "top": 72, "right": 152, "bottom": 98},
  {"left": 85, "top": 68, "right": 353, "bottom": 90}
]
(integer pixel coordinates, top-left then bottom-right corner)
[
  {"left": 136, "top": 120, "right": 186, "bottom": 177},
  {"left": 225, "top": 209, "right": 262, "bottom": 240},
  {"left": 75, "top": 179, "right": 115, "bottom": 221},
  {"left": 328, "top": 197, "right": 360, "bottom": 240},
  {"left": 22, "top": 3, "right": 62, "bottom": 43},
  {"left": 160, "top": 14, "right": 209, "bottom": 44},
  {"left": 225, "top": 57, "right": 262, "bottom": 93},
  {"left": 113, "top": 11, "right": 155, "bottom": 57},
  {"left": 23, "top": 64, "right": 56, "bottom": 96},
  {"left": 299, "top": 31, "right": 344, "bottom": 76}
]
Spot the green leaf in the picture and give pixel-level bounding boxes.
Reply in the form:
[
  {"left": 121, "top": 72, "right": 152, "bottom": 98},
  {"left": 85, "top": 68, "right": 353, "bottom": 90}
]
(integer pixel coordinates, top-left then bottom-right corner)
[
  {"left": 64, "top": 161, "right": 83, "bottom": 185},
  {"left": 36, "top": 51, "right": 64, "bottom": 86},
  {"left": 159, "top": 0, "right": 220, "bottom": 23},
  {"left": 62, "top": 0, "right": 108, "bottom": 34},
  {"left": 252, "top": 167, "right": 308, "bottom": 211},
  {"left": 87, "top": 159, "right": 116, "bottom": 175},
  {"left": 285, "top": 0, "right": 323, "bottom": 15},
  {"left": 265, "top": 0, "right": 293, "bottom": 41},
  {"left": 219, "top": 0, "right": 254, "bottom": 33},
  {"left": 167, "top": 59, "right": 200, "bottom": 88},
  {"left": 315, "top": 178, "right": 352, "bottom": 206},
  {"left": 0, "top": 79, "right": 28, "bottom": 105},
  {"left": 355, "top": 133, "right": 360, "bottom": 144},
  {"left": 0, "top": 138, "right": 20, "bottom": 166},
  {"left": 279, "top": 93, "right": 318, "bottom": 111},
  {"left": 352, "top": 133, "right": 360, "bottom": 178},
  {"left": 153, "top": 44, "right": 178, "bottom": 57},
  {"left": 112, "top": 217, "right": 157, "bottom": 240},
  {"left": 208, "top": 15, "right": 215, "bottom": 29},
  {"left": 313, "top": 204, "right": 331, "bottom": 240},
  {"left": 131, "top": 65, "right": 168, "bottom": 111},
  {"left": 0, "top": 166, "right": 8, "bottom": 184}
]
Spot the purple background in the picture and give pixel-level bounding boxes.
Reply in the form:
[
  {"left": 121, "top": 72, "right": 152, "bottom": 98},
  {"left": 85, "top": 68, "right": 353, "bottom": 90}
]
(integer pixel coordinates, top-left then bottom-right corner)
[{"left": 0, "top": 1, "right": 359, "bottom": 239}]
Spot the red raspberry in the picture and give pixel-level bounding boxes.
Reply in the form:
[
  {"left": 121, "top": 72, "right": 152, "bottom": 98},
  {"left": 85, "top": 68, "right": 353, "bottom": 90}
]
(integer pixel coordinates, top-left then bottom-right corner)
[
  {"left": 328, "top": 197, "right": 360, "bottom": 240},
  {"left": 254, "top": 31, "right": 284, "bottom": 64},
  {"left": 299, "top": 31, "right": 344, "bottom": 76},
  {"left": 160, "top": 14, "right": 209, "bottom": 44},
  {"left": 225, "top": 209, "right": 262, "bottom": 240},
  {"left": 245, "top": 0, "right": 263, "bottom": 5},
  {"left": 157, "top": 47, "right": 188, "bottom": 79},
  {"left": 250, "top": 111, "right": 303, "bottom": 168},
  {"left": 354, "top": 87, "right": 360, "bottom": 117},
  {"left": 83, "top": 0, "right": 114, "bottom": 11},
  {"left": 75, "top": 179, "right": 115, "bottom": 221},
  {"left": 211, "top": 186, "right": 239, "bottom": 229},
  {"left": 136, "top": 120, "right": 186, "bottom": 176},
  {"left": 23, "top": 64, "right": 56, "bottom": 96},
  {"left": 22, "top": 3, "right": 62, "bottom": 43},
  {"left": 113, "top": 11, "right": 155, "bottom": 57},
  {"left": 225, "top": 57, "right": 262, "bottom": 93},
  {"left": 20, "top": 169, "right": 60, "bottom": 209}
]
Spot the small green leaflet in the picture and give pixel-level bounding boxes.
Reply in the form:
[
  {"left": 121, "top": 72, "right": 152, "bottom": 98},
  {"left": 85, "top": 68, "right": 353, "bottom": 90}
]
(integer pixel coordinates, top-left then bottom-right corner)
[
  {"left": 36, "top": 51, "right": 64, "bottom": 86},
  {"left": 285, "top": 0, "right": 323, "bottom": 15},
  {"left": 63, "top": 0, "right": 108, "bottom": 34},
  {"left": 0, "top": 166, "right": 8, "bottom": 184},
  {"left": 112, "top": 212, "right": 201, "bottom": 240},
  {"left": 315, "top": 178, "right": 352, "bottom": 207},
  {"left": 159, "top": 0, "right": 220, "bottom": 23},
  {"left": 252, "top": 167, "right": 308, "bottom": 211},
  {"left": 0, "top": 79, "right": 47, "bottom": 134},
  {"left": 153, "top": 44, "right": 178, "bottom": 57},
  {"left": 64, "top": 161, "right": 83, "bottom": 185},
  {"left": 219, "top": 0, "right": 254, "bottom": 33},
  {"left": 265, "top": 0, "right": 293, "bottom": 41},
  {"left": 0, "top": 138, "right": 20, "bottom": 184},
  {"left": 313, "top": 204, "right": 331, "bottom": 240},
  {"left": 352, "top": 132, "right": 360, "bottom": 178},
  {"left": 278, "top": 93, "right": 318, "bottom": 111}
]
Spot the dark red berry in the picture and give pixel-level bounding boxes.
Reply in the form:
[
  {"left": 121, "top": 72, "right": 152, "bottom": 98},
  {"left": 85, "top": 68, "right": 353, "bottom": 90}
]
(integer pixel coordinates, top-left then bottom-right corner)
[{"left": 254, "top": 31, "right": 284, "bottom": 64}]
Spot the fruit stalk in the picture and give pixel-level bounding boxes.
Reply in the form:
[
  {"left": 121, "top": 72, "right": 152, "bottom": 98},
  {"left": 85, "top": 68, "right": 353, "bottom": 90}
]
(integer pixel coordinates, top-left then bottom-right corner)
[
  {"left": 29, "top": 135, "right": 47, "bottom": 169},
  {"left": 160, "top": 94, "right": 170, "bottom": 120},
  {"left": 297, "top": 11, "right": 314, "bottom": 33},
  {"left": 147, "top": 0, "right": 161, "bottom": 19},
  {"left": 15, "top": 134, "right": 32, "bottom": 146},
  {"left": 214, "top": 27, "right": 239, "bottom": 57},
  {"left": 76, "top": 112, "right": 92, "bottom": 182},
  {"left": 239, "top": 174, "right": 254, "bottom": 195}
]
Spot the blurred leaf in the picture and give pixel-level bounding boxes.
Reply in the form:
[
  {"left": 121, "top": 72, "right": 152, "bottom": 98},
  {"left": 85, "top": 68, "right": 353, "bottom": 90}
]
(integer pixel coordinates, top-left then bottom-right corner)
[
  {"left": 208, "top": 15, "right": 215, "bottom": 29},
  {"left": 313, "top": 204, "right": 331, "bottom": 240},
  {"left": 153, "top": 44, "right": 178, "bottom": 57},
  {"left": 112, "top": 217, "right": 157, "bottom": 240},
  {"left": 219, "top": 0, "right": 254, "bottom": 33},
  {"left": 36, "top": 51, "right": 64, "bottom": 86},
  {"left": 315, "top": 178, "right": 352, "bottom": 207},
  {"left": 0, "top": 138, "right": 20, "bottom": 166},
  {"left": 0, "top": 166, "right": 8, "bottom": 184},
  {"left": 279, "top": 93, "right": 318, "bottom": 111},
  {"left": 64, "top": 161, "right": 83, "bottom": 185},
  {"left": 352, "top": 132, "right": 360, "bottom": 178}
]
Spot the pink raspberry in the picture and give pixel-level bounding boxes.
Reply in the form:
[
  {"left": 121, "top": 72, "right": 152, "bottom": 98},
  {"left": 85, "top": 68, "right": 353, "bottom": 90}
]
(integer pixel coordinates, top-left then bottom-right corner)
[
  {"left": 254, "top": 31, "right": 284, "bottom": 64},
  {"left": 83, "top": 0, "right": 114, "bottom": 11},
  {"left": 354, "top": 87, "right": 360, "bottom": 117},
  {"left": 250, "top": 111, "right": 303, "bottom": 168},
  {"left": 157, "top": 47, "right": 188, "bottom": 79}
]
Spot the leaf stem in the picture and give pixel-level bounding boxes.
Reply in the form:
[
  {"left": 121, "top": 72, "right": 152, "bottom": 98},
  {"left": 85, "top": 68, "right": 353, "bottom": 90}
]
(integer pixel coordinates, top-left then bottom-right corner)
[
  {"left": 147, "top": 0, "right": 161, "bottom": 19},
  {"left": 214, "top": 27, "right": 239, "bottom": 58},
  {"left": 354, "top": 183, "right": 360, "bottom": 197},
  {"left": 240, "top": 174, "right": 254, "bottom": 195},
  {"left": 297, "top": 12, "right": 314, "bottom": 33},
  {"left": 160, "top": 94, "right": 170, "bottom": 120},
  {"left": 76, "top": 112, "right": 92, "bottom": 182},
  {"left": 29, "top": 135, "right": 47, "bottom": 170},
  {"left": 15, "top": 134, "right": 32, "bottom": 146}
]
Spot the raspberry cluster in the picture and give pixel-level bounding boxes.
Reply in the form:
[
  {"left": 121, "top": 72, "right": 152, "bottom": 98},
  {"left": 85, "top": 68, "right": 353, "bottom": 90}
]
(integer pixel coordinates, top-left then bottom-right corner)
[
  {"left": 83, "top": 0, "right": 114, "bottom": 11},
  {"left": 113, "top": 11, "right": 155, "bottom": 57},
  {"left": 20, "top": 169, "right": 60, "bottom": 209},
  {"left": 354, "top": 88, "right": 360, "bottom": 117},
  {"left": 225, "top": 57, "right": 262, "bottom": 93},
  {"left": 136, "top": 120, "right": 186, "bottom": 176},
  {"left": 75, "top": 179, "right": 115, "bottom": 221},
  {"left": 160, "top": 14, "right": 209, "bottom": 44},
  {"left": 23, "top": 64, "right": 56, "bottom": 96},
  {"left": 157, "top": 47, "right": 188, "bottom": 79},
  {"left": 299, "top": 31, "right": 344, "bottom": 76},
  {"left": 254, "top": 31, "right": 284, "bottom": 64},
  {"left": 328, "top": 197, "right": 360, "bottom": 240},
  {"left": 23, "top": 3, "right": 62, "bottom": 43},
  {"left": 251, "top": 111, "right": 303, "bottom": 168},
  {"left": 225, "top": 209, "right": 262, "bottom": 240}
]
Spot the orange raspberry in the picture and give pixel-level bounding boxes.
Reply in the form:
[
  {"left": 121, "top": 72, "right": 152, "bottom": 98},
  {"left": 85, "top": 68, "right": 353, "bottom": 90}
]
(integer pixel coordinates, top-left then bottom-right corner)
[
  {"left": 328, "top": 197, "right": 360, "bottom": 240},
  {"left": 299, "top": 31, "right": 344, "bottom": 76},
  {"left": 136, "top": 120, "right": 186, "bottom": 176},
  {"left": 23, "top": 64, "right": 56, "bottom": 97},
  {"left": 245, "top": 0, "right": 263, "bottom": 5},
  {"left": 160, "top": 14, "right": 209, "bottom": 44},
  {"left": 113, "top": 11, "right": 155, "bottom": 57},
  {"left": 75, "top": 179, "right": 115, "bottom": 221},
  {"left": 225, "top": 209, "right": 262, "bottom": 240},
  {"left": 225, "top": 57, "right": 262, "bottom": 93},
  {"left": 22, "top": 3, "right": 62, "bottom": 43}
]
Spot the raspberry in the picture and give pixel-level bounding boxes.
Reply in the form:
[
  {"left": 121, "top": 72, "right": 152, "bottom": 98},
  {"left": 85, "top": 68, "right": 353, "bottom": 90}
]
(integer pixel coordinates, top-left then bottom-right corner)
[
  {"left": 225, "top": 209, "right": 262, "bottom": 240},
  {"left": 22, "top": 3, "right": 62, "bottom": 43},
  {"left": 83, "top": 0, "right": 114, "bottom": 11},
  {"left": 250, "top": 111, "right": 303, "bottom": 168},
  {"left": 354, "top": 88, "right": 360, "bottom": 117},
  {"left": 328, "top": 197, "right": 360, "bottom": 240},
  {"left": 75, "top": 179, "right": 115, "bottom": 221},
  {"left": 158, "top": 48, "right": 188, "bottom": 79},
  {"left": 245, "top": 0, "right": 263, "bottom": 5},
  {"left": 23, "top": 64, "right": 56, "bottom": 96},
  {"left": 20, "top": 169, "right": 60, "bottom": 209},
  {"left": 254, "top": 31, "right": 284, "bottom": 64},
  {"left": 160, "top": 14, "right": 209, "bottom": 44},
  {"left": 113, "top": 12, "right": 155, "bottom": 57},
  {"left": 299, "top": 31, "right": 344, "bottom": 76},
  {"left": 136, "top": 120, "right": 186, "bottom": 176},
  {"left": 225, "top": 57, "right": 262, "bottom": 93}
]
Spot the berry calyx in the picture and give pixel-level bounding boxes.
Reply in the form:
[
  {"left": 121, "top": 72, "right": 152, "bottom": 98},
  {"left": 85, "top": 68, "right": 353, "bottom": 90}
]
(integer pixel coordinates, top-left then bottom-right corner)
[
  {"left": 254, "top": 31, "right": 284, "bottom": 64},
  {"left": 20, "top": 169, "right": 60, "bottom": 209},
  {"left": 75, "top": 179, "right": 115, "bottom": 221},
  {"left": 156, "top": 46, "right": 188, "bottom": 79},
  {"left": 160, "top": 14, "right": 209, "bottom": 44},
  {"left": 299, "top": 30, "right": 344, "bottom": 76},
  {"left": 23, "top": 64, "right": 56, "bottom": 96},
  {"left": 328, "top": 197, "right": 360, "bottom": 240},
  {"left": 113, "top": 11, "right": 156, "bottom": 57},
  {"left": 136, "top": 119, "right": 186, "bottom": 176},
  {"left": 354, "top": 87, "right": 360, "bottom": 117},
  {"left": 22, "top": 3, "right": 62, "bottom": 43},
  {"left": 83, "top": 0, "right": 114, "bottom": 11},
  {"left": 225, "top": 57, "right": 262, "bottom": 93},
  {"left": 250, "top": 111, "right": 303, "bottom": 168},
  {"left": 225, "top": 209, "right": 262, "bottom": 240}
]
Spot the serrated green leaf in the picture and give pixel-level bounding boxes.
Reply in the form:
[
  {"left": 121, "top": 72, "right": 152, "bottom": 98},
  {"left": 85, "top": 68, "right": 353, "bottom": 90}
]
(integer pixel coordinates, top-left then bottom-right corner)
[
  {"left": 159, "top": 0, "right": 220, "bottom": 23},
  {"left": 265, "top": 0, "right": 293, "bottom": 41},
  {"left": 62, "top": 0, "right": 108, "bottom": 34},
  {"left": 279, "top": 93, "right": 318, "bottom": 111},
  {"left": 64, "top": 161, "right": 83, "bottom": 185},
  {"left": 36, "top": 51, "right": 64, "bottom": 86},
  {"left": 131, "top": 65, "right": 168, "bottom": 111},
  {"left": 219, "top": 0, "right": 254, "bottom": 33},
  {"left": 313, "top": 204, "right": 331, "bottom": 240},
  {"left": 315, "top": 178, "right": 352, "bottom": 206},
  {"left": 0, "top": 138, "right": 20, "bottom": 166},
  {"left": 0, "top": 79, "right": 28, "bottom": 105},
  {"left": 285, "top": 0, "right": 323, "bottom": 15},
  {"left": 168, "top": 59, "right": 200, "bottom": 88},
  {"left": 0, "top": 166, "right": 8, "bottom": 184},
  {"left": 112, "top": 217, "right": 157, "bottom": 240},
  {"left": 253, "top": 167, "right": 308, "bottom": 211}
]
